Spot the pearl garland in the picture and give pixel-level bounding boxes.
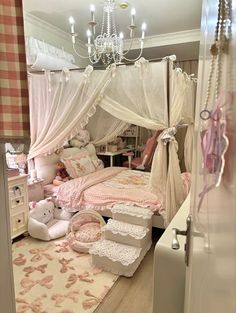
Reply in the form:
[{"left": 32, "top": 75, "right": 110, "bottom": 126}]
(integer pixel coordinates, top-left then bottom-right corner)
[{"left": 200, "top": 0, "right": 232, "bottom": 121}]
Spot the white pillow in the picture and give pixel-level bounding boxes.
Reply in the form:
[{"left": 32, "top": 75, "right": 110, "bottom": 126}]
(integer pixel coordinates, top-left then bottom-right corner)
[{"left": 34, "top": 154, "right": 60, "bottom": 185}]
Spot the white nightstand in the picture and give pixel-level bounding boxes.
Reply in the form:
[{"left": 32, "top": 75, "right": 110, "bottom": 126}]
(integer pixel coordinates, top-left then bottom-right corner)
[
  {"left": 8, "top": 174, "right": 29, "bottom": 239},
  {"left": 28, "top": 179, "right": 44, "bottom": 202}
]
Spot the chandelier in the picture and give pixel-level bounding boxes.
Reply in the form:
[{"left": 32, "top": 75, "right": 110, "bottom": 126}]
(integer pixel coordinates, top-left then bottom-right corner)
[{"left": 69, "top": 0, "right": 147, "bottom": 65}]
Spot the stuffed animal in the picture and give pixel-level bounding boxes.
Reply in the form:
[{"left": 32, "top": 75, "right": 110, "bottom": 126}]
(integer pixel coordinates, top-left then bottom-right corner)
[
  {"left": 28, "top": 198, "right": 73, "bottom": 241},
  {"left": 69, "top": 129, "right": 90, "bottom": 148},
  {"left": 53, "top": 161, "right": 70, "bottom": 186}
]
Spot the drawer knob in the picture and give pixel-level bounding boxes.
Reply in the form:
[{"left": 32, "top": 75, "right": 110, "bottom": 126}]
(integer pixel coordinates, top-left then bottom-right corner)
[
  {"left": 12, "top": 186, "right": 21, "bottom": 195},
  {"left": 17, "top": 219, "right": 21, "bottom": 223},
  {"left": 16, "top": 200, "right": 20, "bottom": 204}
]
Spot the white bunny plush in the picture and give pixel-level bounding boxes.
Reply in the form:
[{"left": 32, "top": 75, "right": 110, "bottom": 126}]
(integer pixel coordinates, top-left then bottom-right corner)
[{"left": 28, "top": 198, "right": 72, "bottom": 241}]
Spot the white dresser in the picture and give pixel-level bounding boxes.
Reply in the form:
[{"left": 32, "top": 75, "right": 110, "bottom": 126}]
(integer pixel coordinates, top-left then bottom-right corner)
[{"left": 8, "top": 175, "right": 29, "bottom": 239}]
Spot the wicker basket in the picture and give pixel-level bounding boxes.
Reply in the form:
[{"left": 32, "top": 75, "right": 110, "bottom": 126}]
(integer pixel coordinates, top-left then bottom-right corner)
[{"left": 66, "top": 209, "right": 106, "bottom": 253}]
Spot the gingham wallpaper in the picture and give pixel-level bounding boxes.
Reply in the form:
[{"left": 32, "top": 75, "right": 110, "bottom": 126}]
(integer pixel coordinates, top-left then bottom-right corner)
[{"left": 0, "top": 0, "right": 30, "bottom": 142}]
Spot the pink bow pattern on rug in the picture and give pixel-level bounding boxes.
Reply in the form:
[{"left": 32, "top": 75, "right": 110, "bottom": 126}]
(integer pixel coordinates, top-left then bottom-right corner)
[
  {"left": 20, "top": 275, "right": 53, "bottom": 295},
  {"left": 51, "top": 290, "right": 80, "bottom": 307},
  {"left": 13, "top": 253, "right": 27, "bottom": 266},
  {"left": 16, "top": 294, "right": 47, "bottom": 313},
  {"left": 59, "top": 258, "right": 75, "bottom": 273},
  {"left": 23, "top": 264, "right": 48, "bottom": 277},
  {"left": 82, "top": 286, "right": 110, "bottom": 310},
  {"left": 29, "top": 246, "right": 54, "bottom": 262},
  {"left": 66, "top": 272, "right": 94, "bottom": 288},
  {"left": 55, "top": 240, "right": 70, "bottom": 253}
]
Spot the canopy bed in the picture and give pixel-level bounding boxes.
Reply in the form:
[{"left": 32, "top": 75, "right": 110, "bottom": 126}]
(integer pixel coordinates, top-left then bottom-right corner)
[{"left": 28, "top": 56, "right": 196, "bottom": 227}]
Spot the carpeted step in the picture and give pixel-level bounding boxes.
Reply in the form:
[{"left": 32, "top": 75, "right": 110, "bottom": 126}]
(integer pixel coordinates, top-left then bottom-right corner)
[
  {"left": 89, "top": 239, "right": 152, "bottom": 277},
  {"left": 111, "top": 204, "right": 153, "bottom": 228},
  {"left": 103, "top": 219, "right": 151, "bottom": 248}
]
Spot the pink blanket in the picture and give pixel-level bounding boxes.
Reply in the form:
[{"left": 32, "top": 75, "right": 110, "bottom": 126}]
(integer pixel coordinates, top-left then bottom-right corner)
[{"left": 57, "top": 167, "right": 163, "bottom": 213}]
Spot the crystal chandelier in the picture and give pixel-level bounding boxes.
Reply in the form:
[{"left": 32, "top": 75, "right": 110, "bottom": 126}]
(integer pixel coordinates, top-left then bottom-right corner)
[{"left": 69, "top": 0, "right": 147, "bottom": 65}]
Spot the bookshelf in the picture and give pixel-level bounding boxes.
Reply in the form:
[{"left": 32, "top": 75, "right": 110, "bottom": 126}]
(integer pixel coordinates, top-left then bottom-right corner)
[{"left": 120, "top": 125, "right": 139, "bottom": 154}]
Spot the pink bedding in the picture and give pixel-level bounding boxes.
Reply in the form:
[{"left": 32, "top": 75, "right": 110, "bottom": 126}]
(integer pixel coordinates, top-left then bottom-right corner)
[
  {"left": 56, "top": 167, "right": 163, "bottom": 214},
  {"left": 43, "top": 184, "right": 59, "bottom": 197}
]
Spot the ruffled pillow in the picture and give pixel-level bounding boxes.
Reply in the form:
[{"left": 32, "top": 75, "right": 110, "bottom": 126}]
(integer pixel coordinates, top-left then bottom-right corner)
[{"left": 61, "top": 152, "right": 96, "bottom": 178}]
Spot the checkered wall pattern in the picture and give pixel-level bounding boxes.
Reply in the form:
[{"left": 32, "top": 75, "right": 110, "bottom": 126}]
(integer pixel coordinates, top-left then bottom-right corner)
[{"left": 0, "top": 0, "right": 30, "bottom": 142}]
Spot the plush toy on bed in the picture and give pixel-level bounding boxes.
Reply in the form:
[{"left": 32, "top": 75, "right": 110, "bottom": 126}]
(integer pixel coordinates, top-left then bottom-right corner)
[
  {"left": 69, "top": 129, "right": 90, "bottom": 148},
  {"left": 53, "top": 161, "right": 70, "bottom": 186},
  {"left": 28, "top": 198, "right": 73, "bottom": 241}
]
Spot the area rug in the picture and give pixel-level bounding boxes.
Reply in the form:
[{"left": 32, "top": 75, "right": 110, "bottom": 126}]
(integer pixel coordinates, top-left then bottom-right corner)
[{"left": 12, "top": 236, "right": 118, "bottom": 313}]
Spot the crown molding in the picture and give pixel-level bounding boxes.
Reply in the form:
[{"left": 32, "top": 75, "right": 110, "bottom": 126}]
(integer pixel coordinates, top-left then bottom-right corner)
[
  {"left": 124, "top": 29, "right": 201, "bottom": 50},
  {"left": 23, "top": 11, "right": 86, "bottom": 51}
]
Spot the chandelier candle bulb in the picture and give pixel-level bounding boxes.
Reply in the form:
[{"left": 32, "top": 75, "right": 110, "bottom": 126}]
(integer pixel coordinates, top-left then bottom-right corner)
[
  {"left": 131, "top": 8, "right": 136, "bottom": 26},
  {"left": 69, "top": 16, "right": 75, "bottom": 33},
  {"left": 141, "top": 22, "right": 146, "bottom": 39},
  {"left": 119, "top": 32, "right": 124, "bottom": 39},
  {"left": 87, "top": 29, "right": 92, "bottom": 44},
  {"left": 90, "top": 4, "right": 95, "bottom": 22}
]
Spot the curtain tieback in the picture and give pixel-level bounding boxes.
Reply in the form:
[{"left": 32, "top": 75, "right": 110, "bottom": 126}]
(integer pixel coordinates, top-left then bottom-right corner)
[{"left": 160, "top": 127, "right": 177, "bottom": 145}]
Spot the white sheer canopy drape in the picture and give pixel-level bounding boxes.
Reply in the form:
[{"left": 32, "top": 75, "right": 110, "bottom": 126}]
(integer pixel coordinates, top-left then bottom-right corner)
[
  {"left": 86, "top": 106, "right": 129, "bottom": 146},
  {"left": 150, "top": 65, "right": 196, "bottom": 224},
  {"left": 99, "top": 59, "right": 168, "bottom": 130},
  {"left": 28, "top": 66, "right": 114, "bottom": 159}
]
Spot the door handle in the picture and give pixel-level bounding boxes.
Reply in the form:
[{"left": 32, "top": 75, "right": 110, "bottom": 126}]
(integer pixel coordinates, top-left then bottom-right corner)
[
  {"left": 172, "top": 228, "right": 187, "bottom": 250},
  {"left": 171, "top": 215, "right": 191, "bottom": 266}
]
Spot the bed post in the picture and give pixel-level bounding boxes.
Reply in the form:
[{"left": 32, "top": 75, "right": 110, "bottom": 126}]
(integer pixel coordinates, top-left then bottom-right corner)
[{"left": 166, "top": 57, "right": 171, "bottom": 169}]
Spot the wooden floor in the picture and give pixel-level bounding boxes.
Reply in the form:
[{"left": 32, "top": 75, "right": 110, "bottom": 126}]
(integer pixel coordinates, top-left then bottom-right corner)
[{"left": 95, "top": 229, "right": 164, "bottom": 313}]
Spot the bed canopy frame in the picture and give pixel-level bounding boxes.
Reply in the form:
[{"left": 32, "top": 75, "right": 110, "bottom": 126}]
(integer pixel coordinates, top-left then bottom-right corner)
[{"left": 28, "top": 56, "right": 196, "bottom": 225}]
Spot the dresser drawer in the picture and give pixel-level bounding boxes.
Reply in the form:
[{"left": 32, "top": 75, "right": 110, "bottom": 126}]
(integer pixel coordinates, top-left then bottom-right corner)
[
  {"left": 9, "top": 196, "right": 26, "bottom": 210},
  {"left": 8, "top": 182, "right": 26, "bottom": 199},
  {"left": 11, "top": 211, "right": 27, "bottom": 235}
]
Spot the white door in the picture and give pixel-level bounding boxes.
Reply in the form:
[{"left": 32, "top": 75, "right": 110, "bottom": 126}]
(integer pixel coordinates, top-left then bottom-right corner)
[{"left": 184, "top": 0, "right": 236, "bottom": 312}]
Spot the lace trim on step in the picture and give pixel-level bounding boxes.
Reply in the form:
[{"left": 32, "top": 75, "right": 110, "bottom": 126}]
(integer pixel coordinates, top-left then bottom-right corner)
[
  {"left": 111, "top": 204, "right": 154, "bottom": 219},
  {"left": 104, "top": 219, "right": 149, "bottom": 239},
  {"left": 91, "top": 241, "right": 152, "bottom": 277},
  {"left": 89, "top": 240, "right": 142, "bottom": 266}
]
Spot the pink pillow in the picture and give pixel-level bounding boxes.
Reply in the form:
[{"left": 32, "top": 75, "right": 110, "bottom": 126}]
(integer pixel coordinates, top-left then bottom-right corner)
[{"left": 61, "top": 152, "right": 96, "bottom": 178}]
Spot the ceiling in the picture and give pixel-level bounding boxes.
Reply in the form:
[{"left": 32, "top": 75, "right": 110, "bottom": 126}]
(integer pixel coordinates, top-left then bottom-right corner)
[{"left": 23, "top": 0, "right": 202, "bottom": 61}]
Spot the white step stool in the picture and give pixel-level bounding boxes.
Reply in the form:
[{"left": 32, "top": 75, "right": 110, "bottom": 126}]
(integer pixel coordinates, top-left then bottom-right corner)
[
  {"left": 111, "top": 204, "right": 153, "bottom": 228},
  {"left": 90, "top": 239, "right": 152, "bottom": 277},
  {"left": 90, "top": 204, "right": 154, "bottom": 277},
  {"left": 103, "top": 219, "right": 151, "bottom": 248}
]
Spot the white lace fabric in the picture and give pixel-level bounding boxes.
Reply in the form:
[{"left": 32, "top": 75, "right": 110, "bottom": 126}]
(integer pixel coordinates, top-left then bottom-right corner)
[
  {"left": 111, "top": 204, "right": 153, "bottom": 220},
  {"left": 104, "top": 219, "right": 149, "bottom": 239},
  {"left": 89, "top": 239, "right": 142, "bottom": 266}
]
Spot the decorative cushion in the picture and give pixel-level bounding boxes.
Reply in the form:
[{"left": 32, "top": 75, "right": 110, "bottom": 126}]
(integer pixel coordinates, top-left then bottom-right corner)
[
  {"left": 75, "top": 222, "right": 102, "bottom": 243},
  {"left": 62, "top": 151, "right": 96, "bottom": 178},
  {"left": 34, "top": 144, "right": 103, "bottom": 185}
]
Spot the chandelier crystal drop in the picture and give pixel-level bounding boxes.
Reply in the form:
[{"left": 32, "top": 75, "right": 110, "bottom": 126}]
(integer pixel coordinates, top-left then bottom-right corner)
[{"left": 69, "top": 0, "right": 146, "bottom": 65}]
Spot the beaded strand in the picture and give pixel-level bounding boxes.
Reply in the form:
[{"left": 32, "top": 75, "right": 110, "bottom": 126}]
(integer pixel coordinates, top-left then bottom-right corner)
[{"left": 200, "top": 0, "right": 232, "bottom": 120}]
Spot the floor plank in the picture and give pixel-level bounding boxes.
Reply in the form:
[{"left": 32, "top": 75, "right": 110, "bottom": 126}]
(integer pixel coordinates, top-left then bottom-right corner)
[{"left": 95, "top": 230, "right": 163, "bottom": 313}]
